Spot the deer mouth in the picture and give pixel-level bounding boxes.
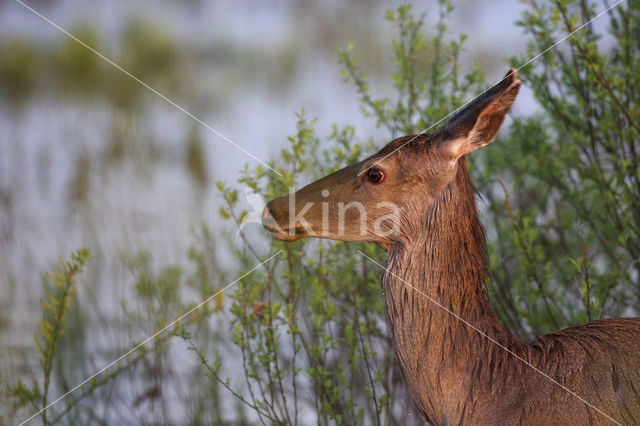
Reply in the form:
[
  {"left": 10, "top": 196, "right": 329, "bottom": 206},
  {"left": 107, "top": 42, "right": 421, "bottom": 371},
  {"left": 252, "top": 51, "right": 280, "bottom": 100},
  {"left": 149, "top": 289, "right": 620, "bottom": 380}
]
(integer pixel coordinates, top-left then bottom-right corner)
[
  {"left": 261, "top": 205, "right": 303, "bottom": 241},
  {"left": 263, "top": 225, "right": 302, "bottom": 241}
]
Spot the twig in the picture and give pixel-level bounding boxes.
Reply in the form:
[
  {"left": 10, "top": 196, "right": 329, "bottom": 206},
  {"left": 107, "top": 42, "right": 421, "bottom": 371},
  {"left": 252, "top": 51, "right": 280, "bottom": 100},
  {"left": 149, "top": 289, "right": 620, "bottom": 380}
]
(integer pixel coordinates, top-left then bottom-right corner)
[{"left": 187, "top": 337, "right": 281, "bottom": 424}]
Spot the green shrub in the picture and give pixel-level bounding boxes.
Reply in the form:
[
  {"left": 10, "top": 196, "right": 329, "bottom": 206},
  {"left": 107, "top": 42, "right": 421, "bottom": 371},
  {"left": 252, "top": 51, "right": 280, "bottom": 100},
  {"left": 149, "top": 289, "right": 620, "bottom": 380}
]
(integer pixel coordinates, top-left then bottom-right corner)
[
  {"left": 4, "top": 250, "right": 90, "bottom": 425},
  {"left": 4, "top": 1, "right": 637, "bottom": 424},
  {"left": 212, "top": 3, "right": 486, "bottom": 423},
  {"left": 476, "top": 0, "right": 640, "bottom": 335},
  {"left": 213, "top": 1, "right": 639, "bottom": 423}
]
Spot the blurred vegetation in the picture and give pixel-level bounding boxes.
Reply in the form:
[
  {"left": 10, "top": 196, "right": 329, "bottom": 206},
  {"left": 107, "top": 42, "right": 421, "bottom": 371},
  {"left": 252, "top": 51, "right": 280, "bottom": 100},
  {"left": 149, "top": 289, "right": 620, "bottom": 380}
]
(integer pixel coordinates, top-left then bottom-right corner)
[
  {"left": 1, "top": 0, "right": 638, "bottom": 424},
  {"left": 186, "top": 127, "right": 210, "bottom": 189},
  {"left": 52, "top": 25, "right": 102, "bottom": 97},
  {"left": 0, "top": 39, "right": 39, "bottom": 106},
  {"left": 478, "top": 0, "right": 640, "bottom": 335},
  {"left": 4, "top": 250, "right": 90, "bottom": 425}
]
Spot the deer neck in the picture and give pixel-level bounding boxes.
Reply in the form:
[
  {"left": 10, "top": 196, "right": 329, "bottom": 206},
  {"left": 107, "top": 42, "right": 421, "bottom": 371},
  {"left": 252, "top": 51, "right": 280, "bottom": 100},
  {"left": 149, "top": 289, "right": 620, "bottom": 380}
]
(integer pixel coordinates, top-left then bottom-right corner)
[{"left": 382, "top": 160, "right": 507, "bottom": 423}]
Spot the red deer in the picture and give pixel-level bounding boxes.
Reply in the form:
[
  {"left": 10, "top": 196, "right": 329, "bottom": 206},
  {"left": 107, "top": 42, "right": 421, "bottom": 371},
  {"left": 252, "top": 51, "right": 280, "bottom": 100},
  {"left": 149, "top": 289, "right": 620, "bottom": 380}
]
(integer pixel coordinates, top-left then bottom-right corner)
[{"left": 262, "top": 70, "right": 640, "bottom": 425}]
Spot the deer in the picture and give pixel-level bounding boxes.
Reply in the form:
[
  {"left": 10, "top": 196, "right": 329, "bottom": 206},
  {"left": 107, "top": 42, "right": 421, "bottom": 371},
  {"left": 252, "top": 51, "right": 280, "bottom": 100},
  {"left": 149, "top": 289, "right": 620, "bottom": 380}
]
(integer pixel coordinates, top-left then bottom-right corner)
[{"left": 262, "top": 69, "right": 640, "bottom": 425}]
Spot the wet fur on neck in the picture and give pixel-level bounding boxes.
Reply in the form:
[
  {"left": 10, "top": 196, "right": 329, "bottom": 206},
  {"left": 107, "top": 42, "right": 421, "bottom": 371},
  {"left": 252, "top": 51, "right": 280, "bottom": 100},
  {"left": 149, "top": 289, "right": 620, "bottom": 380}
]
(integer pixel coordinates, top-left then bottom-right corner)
[{"left": 381, "top": 158, "right": 640, "bottom": 425}]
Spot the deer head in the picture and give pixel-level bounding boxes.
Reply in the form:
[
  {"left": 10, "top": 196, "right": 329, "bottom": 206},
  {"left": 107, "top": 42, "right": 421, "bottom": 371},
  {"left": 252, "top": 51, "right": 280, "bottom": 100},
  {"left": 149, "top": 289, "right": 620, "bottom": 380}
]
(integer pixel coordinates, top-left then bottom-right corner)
[{"left": 263, "top": 69, "right": 520, "bottom": 248}]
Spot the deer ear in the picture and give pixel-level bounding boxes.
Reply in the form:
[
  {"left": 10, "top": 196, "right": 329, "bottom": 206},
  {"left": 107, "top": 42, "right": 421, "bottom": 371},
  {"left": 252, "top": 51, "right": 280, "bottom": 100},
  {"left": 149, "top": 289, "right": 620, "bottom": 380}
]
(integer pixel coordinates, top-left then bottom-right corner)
[{"left": 438, "top": 69, "right": 521, "bottom": 160}]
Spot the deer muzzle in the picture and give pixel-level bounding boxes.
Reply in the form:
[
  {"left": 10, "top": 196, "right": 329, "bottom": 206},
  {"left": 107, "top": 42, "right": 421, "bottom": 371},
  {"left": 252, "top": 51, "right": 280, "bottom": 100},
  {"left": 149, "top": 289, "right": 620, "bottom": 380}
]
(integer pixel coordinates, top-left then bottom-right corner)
[
  {"left": 262, "top": 197, "right": 303, "bottom": 241},
  {"left": 262, "top": 161, "right": 366, "bottom": 242}
]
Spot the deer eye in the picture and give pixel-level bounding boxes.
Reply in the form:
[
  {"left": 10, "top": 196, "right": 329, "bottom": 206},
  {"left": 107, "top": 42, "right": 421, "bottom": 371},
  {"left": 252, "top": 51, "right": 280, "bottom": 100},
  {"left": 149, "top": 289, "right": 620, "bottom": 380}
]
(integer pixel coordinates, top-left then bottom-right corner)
[{"left": 367, "top": 168, "right": 384, "bottom": 184}]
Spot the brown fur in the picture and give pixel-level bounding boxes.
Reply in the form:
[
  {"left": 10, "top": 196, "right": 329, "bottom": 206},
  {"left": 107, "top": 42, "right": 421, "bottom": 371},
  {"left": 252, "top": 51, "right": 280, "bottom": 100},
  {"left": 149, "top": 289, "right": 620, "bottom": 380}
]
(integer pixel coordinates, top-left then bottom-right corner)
[
  {"left": 385, "top": 158, "right": 640, "bottom": 425},
  {"left": 264, "top": 69, "right": 640, "bottom": 425}
]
